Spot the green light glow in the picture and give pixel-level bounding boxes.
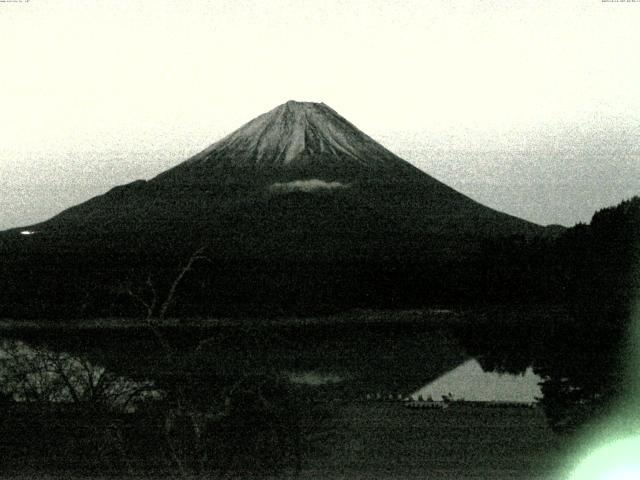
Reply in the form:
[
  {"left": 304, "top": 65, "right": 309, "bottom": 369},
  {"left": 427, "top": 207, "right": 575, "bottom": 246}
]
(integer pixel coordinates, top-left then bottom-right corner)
[{"left": 568, "top": 436, "right": 640, "bottom": 480}]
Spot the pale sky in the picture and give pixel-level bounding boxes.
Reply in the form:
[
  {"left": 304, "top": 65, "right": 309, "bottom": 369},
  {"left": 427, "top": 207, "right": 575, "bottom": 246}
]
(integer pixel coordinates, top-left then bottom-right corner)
[{"left": 1, "top": 0, "right": 639, "bottom": 230}]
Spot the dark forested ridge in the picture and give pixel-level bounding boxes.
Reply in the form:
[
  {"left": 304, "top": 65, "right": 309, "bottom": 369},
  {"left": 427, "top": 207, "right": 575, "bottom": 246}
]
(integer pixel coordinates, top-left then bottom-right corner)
[
  {"left": 462, "top": 196, "right": 640, "bottom": 432},
  {"left": 1, "top": 196, "right": 636, "bottom": 327},
  {"left": 544, "top": 196, "right": 639, "bottom": 430}
]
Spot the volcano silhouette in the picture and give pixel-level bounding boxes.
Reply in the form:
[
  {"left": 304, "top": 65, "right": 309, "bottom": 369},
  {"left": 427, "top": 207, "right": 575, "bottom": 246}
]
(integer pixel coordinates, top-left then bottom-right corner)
[{"left": 1, "top": 101, "right": 549, "bottom": 318}]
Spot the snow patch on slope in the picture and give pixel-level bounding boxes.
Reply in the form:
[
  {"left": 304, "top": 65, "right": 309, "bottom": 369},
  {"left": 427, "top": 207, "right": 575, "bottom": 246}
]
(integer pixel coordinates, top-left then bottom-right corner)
[
  {"left": 269, "top": 179, "right": 349, "bottom": 193},
  {"left": 160, "top": 100, "right": 418, "bottom": 177}
]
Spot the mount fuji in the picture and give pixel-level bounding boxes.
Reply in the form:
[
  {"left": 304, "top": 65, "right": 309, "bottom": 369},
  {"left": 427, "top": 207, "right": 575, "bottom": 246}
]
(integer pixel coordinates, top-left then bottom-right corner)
[{"left": 1, "top": 101, "right": 551, "bottom": 318}]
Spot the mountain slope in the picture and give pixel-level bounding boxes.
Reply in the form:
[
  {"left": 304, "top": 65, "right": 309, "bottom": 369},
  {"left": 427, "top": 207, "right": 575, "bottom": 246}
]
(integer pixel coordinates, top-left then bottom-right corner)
[{"left": 19, "top": 101, "right": 540, "bottom": 240}]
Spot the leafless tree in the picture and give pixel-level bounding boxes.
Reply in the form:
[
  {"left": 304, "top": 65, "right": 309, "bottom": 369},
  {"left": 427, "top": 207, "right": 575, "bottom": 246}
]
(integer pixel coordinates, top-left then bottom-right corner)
[
  {"left": 123, "top": 245, "right": 329, "bottom": 478},
  {"left": 126, "top": 245, "right": 221, "bottom": 476},
  {"left": 0, "top": 339, "right": 158, "bottom": 409},
  {"left": 0, "top": 339, "right": 162, "bottom": 475}
]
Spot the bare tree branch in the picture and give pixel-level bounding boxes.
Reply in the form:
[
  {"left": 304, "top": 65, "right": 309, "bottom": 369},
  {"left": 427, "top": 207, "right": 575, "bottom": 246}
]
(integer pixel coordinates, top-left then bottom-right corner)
[{"left": 158, "top": 245, "right": 209, "bottom": 321}]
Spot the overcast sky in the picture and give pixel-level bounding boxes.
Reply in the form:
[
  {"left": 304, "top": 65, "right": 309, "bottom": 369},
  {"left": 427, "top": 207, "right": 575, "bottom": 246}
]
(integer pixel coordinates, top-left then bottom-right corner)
[{"left": 1, "top": 0, "right": 639, "bottom": 229}]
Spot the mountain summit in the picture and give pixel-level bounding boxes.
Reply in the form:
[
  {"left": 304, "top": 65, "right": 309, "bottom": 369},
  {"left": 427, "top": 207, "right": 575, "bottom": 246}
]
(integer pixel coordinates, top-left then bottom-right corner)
[{"left": 155, "top": 100, "right": 421, "bottom": 183}]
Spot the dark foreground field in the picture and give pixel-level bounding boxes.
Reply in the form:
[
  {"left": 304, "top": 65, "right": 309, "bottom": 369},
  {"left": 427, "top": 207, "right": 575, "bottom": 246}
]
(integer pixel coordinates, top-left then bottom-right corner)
[
  {"left": 298, "top": 402, "right": 562, "bottom": 480},
  {"left": 0, "top": 401, "right": 563, "bottom": 480}
]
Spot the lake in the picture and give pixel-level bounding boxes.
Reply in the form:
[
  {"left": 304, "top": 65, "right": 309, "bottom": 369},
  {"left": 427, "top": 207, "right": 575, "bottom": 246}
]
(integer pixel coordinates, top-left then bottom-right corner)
[{"left": 0, "top": 310, "right": 565, "bottom": 478}]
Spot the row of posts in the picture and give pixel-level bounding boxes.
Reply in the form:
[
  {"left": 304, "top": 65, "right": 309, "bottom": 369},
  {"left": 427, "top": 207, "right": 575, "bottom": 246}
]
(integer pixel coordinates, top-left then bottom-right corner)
[{"left": 363, "top": 393, "right": 436, "bottom": 402}]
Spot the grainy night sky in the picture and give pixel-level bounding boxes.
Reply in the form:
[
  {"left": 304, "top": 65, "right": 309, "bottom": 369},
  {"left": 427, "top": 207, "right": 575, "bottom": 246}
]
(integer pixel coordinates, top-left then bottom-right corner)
[{"left": 1, "top": 0, "right": 638, "bottom": 230}]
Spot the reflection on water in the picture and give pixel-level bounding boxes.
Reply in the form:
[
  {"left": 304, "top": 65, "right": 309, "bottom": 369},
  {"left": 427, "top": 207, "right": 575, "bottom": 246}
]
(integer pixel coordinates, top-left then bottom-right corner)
[
  {"left": 412, "top": 358, "right": 542, "bottom": 403},
  {"left": 0, "top": 326, "right": 558, "bottom": 478},
  {"left": 1, "top": 334, "right": 544, "bottom": 407},
  {"left": 286, "top": 371, "right": 345, "bottom": 386},
  {"left": 0, "top": 339, "right": 163, "bottom": 411}
]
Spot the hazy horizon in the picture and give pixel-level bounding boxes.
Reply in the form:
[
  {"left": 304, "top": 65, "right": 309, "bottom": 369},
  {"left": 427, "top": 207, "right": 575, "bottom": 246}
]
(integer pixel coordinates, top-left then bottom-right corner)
[{"left": 2, "top": 0, "right": 639, "bottom": 230}]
